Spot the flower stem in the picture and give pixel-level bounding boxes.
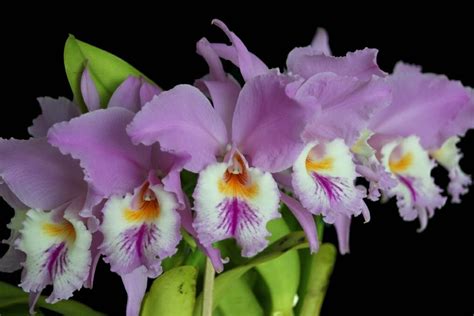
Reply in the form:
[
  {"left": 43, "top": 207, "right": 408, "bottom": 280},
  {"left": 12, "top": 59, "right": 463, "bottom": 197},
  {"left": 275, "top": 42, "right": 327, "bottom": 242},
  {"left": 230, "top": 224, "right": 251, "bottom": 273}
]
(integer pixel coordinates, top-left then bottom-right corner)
[
  {"left": 202, "top": 257, "right": 215, "bottom": 316},
  {"left": 299, "top": 243, "right": 337, "bottom": 316}
]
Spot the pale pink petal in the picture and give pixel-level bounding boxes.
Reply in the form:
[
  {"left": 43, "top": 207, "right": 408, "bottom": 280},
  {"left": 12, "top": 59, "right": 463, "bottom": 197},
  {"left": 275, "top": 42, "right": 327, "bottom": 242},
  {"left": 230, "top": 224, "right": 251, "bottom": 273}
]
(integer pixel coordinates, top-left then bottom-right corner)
[
  {"left": 28, "top": 97, "right": 80, "bottom": 137},
  {"left": 232, "top": 74, "right": 307, "bottom": 172},
  {"left": 128, "top": 85, "right": 228, "bottom": 172}
]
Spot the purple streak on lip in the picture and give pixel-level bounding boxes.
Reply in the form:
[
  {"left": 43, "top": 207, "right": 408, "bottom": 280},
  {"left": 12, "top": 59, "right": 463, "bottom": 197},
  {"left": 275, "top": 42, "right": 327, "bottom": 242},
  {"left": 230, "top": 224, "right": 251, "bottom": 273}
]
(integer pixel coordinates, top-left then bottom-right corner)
[
  {"left": 217, "top": 198, "right": 259, "bottom": 236},
  {"left": 46, "top": 243, "right": 67, "bottom": 277},
  {"left": 312, "top": 173, "right": 342, "bottom": 202},
  {"left": 135, "top": 225, "right": 147, "bottom": 259},
  {"left": 398, "top": 175, "right": 417, "bottom": 202},
  {"left": 120, "top": 224, "right": 158, "bottom": 263}
]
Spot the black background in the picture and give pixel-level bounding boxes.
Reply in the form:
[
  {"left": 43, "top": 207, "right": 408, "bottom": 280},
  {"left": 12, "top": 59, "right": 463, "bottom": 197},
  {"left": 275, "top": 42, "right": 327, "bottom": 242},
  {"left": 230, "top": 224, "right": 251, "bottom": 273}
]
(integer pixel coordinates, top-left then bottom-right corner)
[{"left": 1, "top": 9, "right": 473, "bottom": 316}]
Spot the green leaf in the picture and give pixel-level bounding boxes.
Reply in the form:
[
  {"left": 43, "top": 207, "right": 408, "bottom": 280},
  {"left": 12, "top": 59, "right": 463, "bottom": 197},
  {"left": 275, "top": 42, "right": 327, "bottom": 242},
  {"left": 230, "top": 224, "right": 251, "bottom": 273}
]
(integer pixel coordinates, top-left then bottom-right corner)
[
  {"left": 162, "top": 240, "right": 189, "bottom": 272},
  {"left": 193, "top": 231, "right": 308, "bottom": 316},
  {"left": 141, "top": 266, "right": 198, "bottom": 316},
  {"left": 215, "top": 277, "right": 263, "bottom": 316},
  {"left": 0, "top": 281, "right": 104, "bottom": 315},
  {"left": 64, "top": 35, "right": 151, "bottom": 109},
  {"left": 297, "top": 243, "right": 337, "bottom": 316},
  {"left": 255, "top": 218, "right": 300, "bottom": 316},
  {"left": 0, "top": 304, "right": 45, "bottom": 316}
]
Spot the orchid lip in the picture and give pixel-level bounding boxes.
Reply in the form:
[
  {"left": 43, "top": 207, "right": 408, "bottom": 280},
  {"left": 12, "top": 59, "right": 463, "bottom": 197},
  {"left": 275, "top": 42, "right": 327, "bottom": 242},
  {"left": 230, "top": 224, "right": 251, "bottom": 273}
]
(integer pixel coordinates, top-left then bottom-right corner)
[{"left": 128, "top": 182, "right": 160, "bottom": 223}]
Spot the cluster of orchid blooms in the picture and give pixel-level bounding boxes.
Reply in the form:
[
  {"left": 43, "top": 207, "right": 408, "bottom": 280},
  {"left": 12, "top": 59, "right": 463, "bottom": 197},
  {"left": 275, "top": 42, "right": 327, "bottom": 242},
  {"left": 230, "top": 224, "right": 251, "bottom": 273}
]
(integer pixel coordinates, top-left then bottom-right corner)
[{"left": 1, "top": 20, "right": 473, "bottom": 315}]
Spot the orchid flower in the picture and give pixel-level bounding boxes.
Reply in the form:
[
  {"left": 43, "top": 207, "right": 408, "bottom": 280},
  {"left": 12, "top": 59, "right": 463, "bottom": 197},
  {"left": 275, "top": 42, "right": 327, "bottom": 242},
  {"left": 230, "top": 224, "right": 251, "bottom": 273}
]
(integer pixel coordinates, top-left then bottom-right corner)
[
  {"left": 0, "top": 88, "right": 103, "bottom": 312},
  {"left": 0, "top": 71, "right": 162, "bottom": 315},
  {"left": 0, "top": 138, "right": 94, "bottom": 310},
  {"left": 201, "top": 22, "right": 393, "bottom": 254},
  {"left": 367, "top": 63, "right": 474, "bottom": 230},
  {"left": 48, "top": 68, "right": 223, "bottom": 316},
  {"left": 206, "top": 22, "right": 393, "bottom": 253},
  {"left": 128, "top": 68, "right": 314, "bottom": 257},
  {"left": 285, "top": 30, "right": 395, "bottom": 254},
  {"left": 47, "top": 78, "right": 199, "bottom": 315}
]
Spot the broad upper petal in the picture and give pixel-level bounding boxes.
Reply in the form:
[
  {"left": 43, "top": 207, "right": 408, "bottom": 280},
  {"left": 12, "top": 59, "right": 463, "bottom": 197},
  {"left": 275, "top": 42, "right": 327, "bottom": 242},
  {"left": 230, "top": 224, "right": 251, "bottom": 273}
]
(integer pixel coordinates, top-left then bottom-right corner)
[
  {"left": 48, "top": 108, "right": 150, "bottom": 197},
  {"left": 0, "top": 138, "right": 87, "bottom": 210},
  {"left": 297, "top": 73, "right": 391, "bottom": 146},
  {"left": 369, "top": 62, "right": 472, "bottom": 149},
  {"left": 128, "top": 85, "right": 228, "bottom": 172},
  {"left": 232, "top": 74, "right": 307, "bottom": 172}
]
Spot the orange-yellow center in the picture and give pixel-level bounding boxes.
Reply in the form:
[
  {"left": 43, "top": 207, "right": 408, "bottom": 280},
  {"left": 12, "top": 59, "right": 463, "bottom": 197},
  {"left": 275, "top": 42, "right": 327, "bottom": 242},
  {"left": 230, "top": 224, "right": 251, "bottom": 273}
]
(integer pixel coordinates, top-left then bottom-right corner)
[
  {"left": 124, "top": 183, "right": 160, "bottom": 223},
  {"left": 306, "top": 157, "right": 333, "bottom": 173},
  {"left": 43, "top": 221, "right": 76, "bottom": 242},
  {"left": 389, "top": 152, "right": 413, "bottom": 173},
  {"left": 218, "top": 153, "right": 258, "bottom": 199}
]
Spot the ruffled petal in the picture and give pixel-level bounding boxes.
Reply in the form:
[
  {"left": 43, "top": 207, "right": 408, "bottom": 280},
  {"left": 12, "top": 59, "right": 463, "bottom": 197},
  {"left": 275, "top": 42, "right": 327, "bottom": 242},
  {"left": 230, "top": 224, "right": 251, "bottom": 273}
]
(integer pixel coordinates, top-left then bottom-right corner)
[
  {"left": 232, "top": 74, "right": 307, "bottom": 172},
  {"left": 193, "top": 153, "right": 280, "bottom": 257},
  {"left": 48, "top": 108, "right": 150, "bottom": 197},
  {"left": 128, "top": 85, "right": 228, "bottom": 172},
  {"left": 431, "top": 137, "right": 471, "bottom": 203},
  {"left": 352, "top": 130, "right": 397, "bottom": 201},
  {"left": 311, "top": 28, "right": 331, "bottom": 55},
  {"left": 18, "top": 209, "right": 92, "bottom": 303},
  {"left": 0, "top": 209, "right": 27, "bottom": 272},
  {"left": 0, "top": 138, "right": 87, "bottom": 210},
  {"left": 369, "top": 62, "right": 472, "bottom": 149},
  {"left": 28, "top": 97, "right": 80, "bottom": 137},
  {"left": 297, "top": 73, "right": 391, "bottom": 146},
  {"left": 287, "top": 47, "right": 385, "bottom": 80},
  {"left": 380, "top": 136, "right": 446, "bottom": 231},
  {"left": 210, "top": 19, "right": 269, "bottom": 81},
  {"left": 292, "top": 140, "right": 369, "bottom": 223},
  {"left": 100, "top": 182, "right": 181, "bottom": 277},
  {"left": 81, "top": 68, "right": 101, "bottom": 111}
]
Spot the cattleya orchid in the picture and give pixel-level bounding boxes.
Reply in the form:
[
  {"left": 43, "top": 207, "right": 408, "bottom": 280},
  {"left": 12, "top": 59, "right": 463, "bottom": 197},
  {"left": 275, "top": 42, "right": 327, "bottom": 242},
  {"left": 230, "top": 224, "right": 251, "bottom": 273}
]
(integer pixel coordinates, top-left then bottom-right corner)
[
  {"left": 127, "top": 74, "right": 313, "bottom": 256},
  {"left": 0, "top": 19, "right": 472, "bottom": 316},
  {"left": 366, "top": 63, "right": 474, "bottom": 231},
  {"left": 197, "top": 21, "right": 392, "bottom": 253},
  {"left": 0, "top": 138, "right": 93, "bottom": 309},
  {"left": 0, "top": 72, "right": 165, "bottom": 314}
]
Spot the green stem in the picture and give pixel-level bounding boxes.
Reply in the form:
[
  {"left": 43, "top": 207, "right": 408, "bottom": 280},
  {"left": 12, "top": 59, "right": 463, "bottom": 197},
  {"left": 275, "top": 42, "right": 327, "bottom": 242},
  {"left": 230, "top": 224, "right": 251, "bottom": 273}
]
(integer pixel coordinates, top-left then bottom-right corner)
[
  {"left": 299, "top": 243, "right": 337, "bottom": 316},
  {"left": 202, "top": 257, "right": 215, "bottom": 316}
]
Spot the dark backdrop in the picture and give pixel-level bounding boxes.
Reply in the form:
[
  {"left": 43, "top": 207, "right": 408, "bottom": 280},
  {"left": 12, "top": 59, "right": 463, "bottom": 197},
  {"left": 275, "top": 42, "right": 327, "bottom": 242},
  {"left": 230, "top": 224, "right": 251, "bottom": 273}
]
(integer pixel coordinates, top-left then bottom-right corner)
[{"left": 1, "top": 9, "right": 473, "bottom": 316}]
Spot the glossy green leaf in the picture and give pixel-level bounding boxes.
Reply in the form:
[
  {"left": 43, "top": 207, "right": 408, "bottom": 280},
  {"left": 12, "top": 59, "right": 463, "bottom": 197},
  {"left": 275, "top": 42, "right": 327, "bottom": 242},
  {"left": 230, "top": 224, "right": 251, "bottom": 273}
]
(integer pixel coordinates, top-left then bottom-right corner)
[
  {"left": 64, "top": 35, "right": 151, "bottom": 109},
  {"left": 141, "top": 266, "right": 198, "bottom": 316},
  {"left": 0, "top": 281, "right": 104, "bottom": 315},
  {"left": 256, "top": 218, "right": 300, "bottom": 316},
  {"left": 216, "top": 277, "right": 263, "bottom": 316},
  {"left": 194, "top": 231, "right": 308, "bottom": 316},
  {"left": 298, "top": 243, "right": 337, "bottom": 316}
]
